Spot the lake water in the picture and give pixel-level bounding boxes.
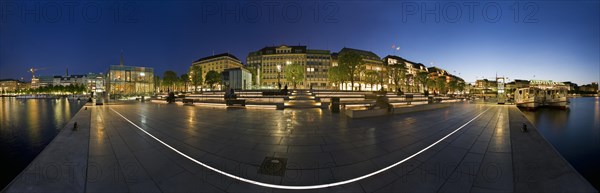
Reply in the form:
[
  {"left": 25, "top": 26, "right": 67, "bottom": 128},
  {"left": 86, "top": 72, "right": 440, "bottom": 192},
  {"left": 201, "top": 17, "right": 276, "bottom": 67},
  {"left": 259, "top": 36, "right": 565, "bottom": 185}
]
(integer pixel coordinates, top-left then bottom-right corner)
[
  {"left": 521, "top": 97, "right": 600, "bottom": 189},
  {"left": 0, "top": 97, "right": 84, "bottom": 189}
]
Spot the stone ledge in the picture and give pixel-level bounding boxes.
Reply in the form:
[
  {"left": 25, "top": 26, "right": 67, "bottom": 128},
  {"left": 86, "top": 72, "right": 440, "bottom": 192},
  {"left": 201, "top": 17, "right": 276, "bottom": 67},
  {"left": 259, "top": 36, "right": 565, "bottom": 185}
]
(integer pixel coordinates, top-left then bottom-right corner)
[{"left": 345, "top": 103, "right": 451, "bottom": 118}]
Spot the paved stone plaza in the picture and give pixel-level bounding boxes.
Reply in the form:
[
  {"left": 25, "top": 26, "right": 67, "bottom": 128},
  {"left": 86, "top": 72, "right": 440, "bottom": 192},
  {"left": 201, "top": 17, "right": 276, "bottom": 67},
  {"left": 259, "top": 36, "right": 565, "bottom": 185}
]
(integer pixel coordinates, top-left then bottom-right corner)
[{"left": 4, "top": 103, "right": 597, "bottom": 193}]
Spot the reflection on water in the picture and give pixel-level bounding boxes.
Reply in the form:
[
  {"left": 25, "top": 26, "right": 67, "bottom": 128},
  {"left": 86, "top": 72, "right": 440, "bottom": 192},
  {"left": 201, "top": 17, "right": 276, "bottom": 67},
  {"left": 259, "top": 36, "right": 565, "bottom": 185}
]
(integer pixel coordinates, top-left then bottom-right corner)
[
  {"left": 521, "top": 97, "right": 600, "bottom": 189},
  {"left": 0, "top": 97, "right": 84, "bottom": 189}
]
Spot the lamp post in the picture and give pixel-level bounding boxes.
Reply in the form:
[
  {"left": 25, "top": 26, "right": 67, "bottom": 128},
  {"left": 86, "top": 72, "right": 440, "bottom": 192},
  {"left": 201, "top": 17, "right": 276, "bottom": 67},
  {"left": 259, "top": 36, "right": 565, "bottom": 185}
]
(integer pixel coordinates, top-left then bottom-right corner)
[{"left": 276, "top": 64, "right": 282, "bottom": 89}]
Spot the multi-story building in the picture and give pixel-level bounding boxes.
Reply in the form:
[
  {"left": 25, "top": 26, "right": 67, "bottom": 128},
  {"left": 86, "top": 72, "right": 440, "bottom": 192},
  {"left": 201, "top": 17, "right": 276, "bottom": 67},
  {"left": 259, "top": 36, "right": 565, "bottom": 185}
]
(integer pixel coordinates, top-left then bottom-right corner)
[
  {"left": 56, "top": 75, "right": 87, "bottom": 86},
  {"left": 335, "top": 48, "right": 384, "bottom": 91},
  {"left": 0, "top": 79, "right": 29, "bottom": 93},
  {"left": 190, "top": 53, "right": 244, "bottom": 90},
  {"left": 427, "top": 67, "right": 450, "bottom": 81},
  {"left": 86, "top": 73, "right": 106, "bottom": 94},
  {"left": 383, "top": 55, "right": 428, "bottom": 92},
  {"left": 473, "top": 79, "right": 498, "bottom": 96},
  {"left": 247, "top": 45, "right": 332, "bottom": 89},
  {"left": 37, "top": 76, "right": 54, "bottom": 88},
  {"left": 579, "top": 82, "right": 599, "bottom": 93},
  {"left": 562, "top": 81, "right": 577, "bottom": 92},
  {"left": 306, "top": 49, "right": 332, "bottom": 89},
  {"left": 35, "top": 75, "right": 87, "bottom": 88}
]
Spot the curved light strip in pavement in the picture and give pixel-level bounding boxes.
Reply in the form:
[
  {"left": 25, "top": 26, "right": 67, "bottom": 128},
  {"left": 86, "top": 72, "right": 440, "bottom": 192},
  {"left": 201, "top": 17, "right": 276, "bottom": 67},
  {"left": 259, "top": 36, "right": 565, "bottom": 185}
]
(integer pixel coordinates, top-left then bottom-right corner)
[{"left": 110, "top": 107, "right": 491, "bottom": 190}]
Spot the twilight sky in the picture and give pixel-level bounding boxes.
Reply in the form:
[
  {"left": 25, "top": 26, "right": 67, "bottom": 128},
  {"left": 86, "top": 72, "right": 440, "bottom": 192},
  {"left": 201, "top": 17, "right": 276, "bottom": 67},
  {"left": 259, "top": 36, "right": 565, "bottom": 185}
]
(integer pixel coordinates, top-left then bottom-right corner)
[{"left": 1, "top": 1, "right": 599, "bottom": 85}]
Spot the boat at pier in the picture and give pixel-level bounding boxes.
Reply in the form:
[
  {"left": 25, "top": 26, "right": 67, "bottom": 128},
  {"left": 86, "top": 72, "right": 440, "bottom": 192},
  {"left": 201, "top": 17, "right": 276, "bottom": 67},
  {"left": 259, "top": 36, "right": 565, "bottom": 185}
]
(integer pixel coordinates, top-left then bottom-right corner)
[
  {"left": 515, "top": 87, "right": 543, "bottom": 108},
  {"left": 544, "top": 88, "right": 569, "bottom": 108},
  {"left": 515, "top": 80, "right": 569, "bottom": 109}
]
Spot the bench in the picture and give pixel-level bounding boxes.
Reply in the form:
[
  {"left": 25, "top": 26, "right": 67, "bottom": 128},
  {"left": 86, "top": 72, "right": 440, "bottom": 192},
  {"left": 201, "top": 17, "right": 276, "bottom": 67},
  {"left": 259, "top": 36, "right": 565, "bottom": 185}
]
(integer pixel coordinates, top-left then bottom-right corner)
[{"left": 226, "top": 99, "right": 246, "bottom": 106}]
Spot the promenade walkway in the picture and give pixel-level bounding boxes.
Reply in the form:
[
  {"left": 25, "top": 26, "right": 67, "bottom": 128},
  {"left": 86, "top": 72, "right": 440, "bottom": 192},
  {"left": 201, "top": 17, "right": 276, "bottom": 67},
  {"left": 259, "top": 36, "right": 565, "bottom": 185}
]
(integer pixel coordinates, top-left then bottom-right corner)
[{"left": 4, "top": 103, "right": 596, "bottom": 192}]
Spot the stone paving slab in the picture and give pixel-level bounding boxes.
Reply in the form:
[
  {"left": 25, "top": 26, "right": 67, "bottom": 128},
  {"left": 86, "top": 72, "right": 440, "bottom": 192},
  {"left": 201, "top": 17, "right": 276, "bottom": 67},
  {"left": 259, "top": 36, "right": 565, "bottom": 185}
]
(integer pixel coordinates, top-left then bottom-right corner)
[{"left": 5, "top": 103, "right": 596, "bottom": 193}]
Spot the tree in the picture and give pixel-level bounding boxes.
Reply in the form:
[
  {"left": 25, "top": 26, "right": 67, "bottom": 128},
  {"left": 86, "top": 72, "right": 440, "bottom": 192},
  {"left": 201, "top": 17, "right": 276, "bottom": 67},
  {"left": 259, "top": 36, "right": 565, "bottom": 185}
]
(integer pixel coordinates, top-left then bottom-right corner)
[
  {"left": 205, "top": 70, "right": 221, "bottom": 90},
  {"left": 328, "top": 66, "right": 348, "bottom": 90},
  {"left": 162, "top": 71, "right": 178, "bottom": 92},
  {"left": 436, "top": 76, "right": 447, "bottom": 95},
  {"left": 284, "top": 63, "right": 305, "bottom": 89},
  {"left": 448, "top": 80, "right": 458, "bottom": 95},
  {"left": 338, "top": 52, "right": 365, "bottom": 91},
  {"left": 190, "top": 65, "right": 203, "bottom": 93},
  {"left": 154, "top": 75, "right": 161, "bottom": 93},
  {"left": 406, "top": 74, "right": 414, "bottom": 92},
  {"left": 388, "top": 61, "right": 407, "bottom": 92},
  {"left": 427, "top": 78, "right": 436, "bottom": 94},
  {"left": 247, "top": 65, "right": 260, "bottom": 87},
  {"left": 416, "top": 71, "right": 429, "bottom": 94},
  {"left": 364, "top": 70, "right": 380, "bottom": 90},
  {"left": 180, "top": 74, "right": 189, "bottom": 92},
  {"left": 458, "top": 82, "right": 466, "bottom": 94}
]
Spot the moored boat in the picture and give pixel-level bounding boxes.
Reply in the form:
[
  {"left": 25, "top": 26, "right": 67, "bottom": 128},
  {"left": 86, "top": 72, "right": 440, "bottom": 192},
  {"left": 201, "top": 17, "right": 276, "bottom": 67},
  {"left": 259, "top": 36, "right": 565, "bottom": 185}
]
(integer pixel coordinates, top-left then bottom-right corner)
[
  {"left": 515, "top": 87, "right": 542, "bottom": 109},
  {"left": 544, "top": 88, "right": 569, "bottom": 109}
]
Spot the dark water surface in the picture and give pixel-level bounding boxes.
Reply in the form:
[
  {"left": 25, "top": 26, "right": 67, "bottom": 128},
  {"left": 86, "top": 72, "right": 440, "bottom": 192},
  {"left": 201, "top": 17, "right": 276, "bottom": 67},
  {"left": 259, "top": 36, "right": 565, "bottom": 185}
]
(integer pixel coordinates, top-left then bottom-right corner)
[
  {"left": 521, "top": 97, "right": 600, "bottom": 189},
  {"left": 0, "top": 97, "right": 84, "bottom": 189}
]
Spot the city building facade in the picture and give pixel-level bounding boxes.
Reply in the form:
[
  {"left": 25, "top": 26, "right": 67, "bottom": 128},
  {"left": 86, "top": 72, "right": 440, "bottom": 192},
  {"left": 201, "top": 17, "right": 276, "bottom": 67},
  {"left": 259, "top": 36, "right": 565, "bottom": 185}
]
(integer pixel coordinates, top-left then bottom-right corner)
[
  {"left": 189, "top": 53, "right": 244, "bottom": 91},
  {"left": 0, "top": 79, "right": 29, "bottom": 93},
  {"left": 247, "top": 45, "right": 331, "bottom": 89},
  {"left": 579, "top": 82, "right": 599, "bottom": 93},
  {"left": 107, "top": 65, "right": 154, "bottom": 96},
  {"left": 86, "top": 73, "right": 106, "bottom": 94},
  {"left": 34, "top": 75, "right": 88, "bottom": 87},
  {"left": 473, "top": 79, "right": 498, "bottom": 97},
  {"left": 383, "top": 55, "right": 428, "bottom": 92}
]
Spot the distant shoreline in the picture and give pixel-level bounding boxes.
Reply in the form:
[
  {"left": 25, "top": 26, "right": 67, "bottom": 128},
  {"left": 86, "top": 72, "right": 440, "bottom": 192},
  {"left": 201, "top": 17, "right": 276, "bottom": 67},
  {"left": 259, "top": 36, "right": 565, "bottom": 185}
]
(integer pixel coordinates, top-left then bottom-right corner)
[{"left": 0, "top": 94, "right": 89, "bottom": 99}]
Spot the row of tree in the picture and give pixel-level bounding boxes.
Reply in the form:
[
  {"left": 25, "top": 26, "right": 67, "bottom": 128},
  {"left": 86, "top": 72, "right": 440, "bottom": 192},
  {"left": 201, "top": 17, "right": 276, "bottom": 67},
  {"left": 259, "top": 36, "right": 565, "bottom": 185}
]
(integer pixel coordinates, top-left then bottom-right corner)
[
  {"left": 328, "top": 52, "right": 465, "bottom": 95},
  {"left": 17, "top": 84, "right": 88, "bottom": 95},
  {"left": 155, "top": 66, "right": 222, "bottom": 93}
]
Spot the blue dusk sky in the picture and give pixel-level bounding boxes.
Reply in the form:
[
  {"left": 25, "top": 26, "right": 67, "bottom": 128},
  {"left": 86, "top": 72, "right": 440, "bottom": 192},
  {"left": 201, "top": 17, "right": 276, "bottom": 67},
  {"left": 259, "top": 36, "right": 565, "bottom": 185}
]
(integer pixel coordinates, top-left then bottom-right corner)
[{"left": 1, "top": 0, "right": 599, "bottom": 85}]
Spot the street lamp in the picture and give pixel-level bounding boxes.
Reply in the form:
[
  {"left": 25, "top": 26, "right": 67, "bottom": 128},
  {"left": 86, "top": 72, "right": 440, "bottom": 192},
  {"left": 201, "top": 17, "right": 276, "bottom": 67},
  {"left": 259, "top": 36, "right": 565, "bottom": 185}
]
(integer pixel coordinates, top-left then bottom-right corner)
[{"left": 276, "top": 64, "right": 282, "bottom": 89}]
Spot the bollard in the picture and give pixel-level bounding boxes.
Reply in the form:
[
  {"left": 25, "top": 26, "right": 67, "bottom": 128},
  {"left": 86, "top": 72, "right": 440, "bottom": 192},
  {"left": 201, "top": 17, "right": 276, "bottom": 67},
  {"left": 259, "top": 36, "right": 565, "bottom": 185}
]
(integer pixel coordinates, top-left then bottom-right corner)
[
  {"left": 521, "top": 123, "right": 528, "bottom": 133},
  {"left": 330, "top": 97, "right": 340, "bottom": 113}
]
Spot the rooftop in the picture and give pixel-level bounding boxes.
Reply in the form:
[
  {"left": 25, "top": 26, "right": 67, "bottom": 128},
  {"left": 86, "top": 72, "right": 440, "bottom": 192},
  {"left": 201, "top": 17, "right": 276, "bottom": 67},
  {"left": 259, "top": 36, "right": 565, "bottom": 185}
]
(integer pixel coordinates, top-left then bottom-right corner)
[
  {"left": 339, "top": 47, "right": 381, "bottom": 60},
  {"left": 193, "top": 53, "right": 241, "bottom": 63}
]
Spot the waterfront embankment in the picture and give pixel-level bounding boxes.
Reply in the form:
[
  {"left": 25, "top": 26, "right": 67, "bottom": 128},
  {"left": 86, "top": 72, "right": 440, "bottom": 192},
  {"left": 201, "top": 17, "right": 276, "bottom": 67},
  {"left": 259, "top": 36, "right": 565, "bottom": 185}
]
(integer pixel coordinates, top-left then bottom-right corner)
[{"left": 3, "top": 103, "right": 597, "bottom": 192}]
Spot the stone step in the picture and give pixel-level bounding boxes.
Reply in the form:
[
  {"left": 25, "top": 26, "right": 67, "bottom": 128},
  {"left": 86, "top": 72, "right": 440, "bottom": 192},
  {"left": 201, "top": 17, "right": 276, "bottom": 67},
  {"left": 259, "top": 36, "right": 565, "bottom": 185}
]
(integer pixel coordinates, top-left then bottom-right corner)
[
  {"left": 284, "top": 101, "right": 322, "bottom": 108},
  {"left": 288, "top": 96, "right": 316, "bottom": 100}
]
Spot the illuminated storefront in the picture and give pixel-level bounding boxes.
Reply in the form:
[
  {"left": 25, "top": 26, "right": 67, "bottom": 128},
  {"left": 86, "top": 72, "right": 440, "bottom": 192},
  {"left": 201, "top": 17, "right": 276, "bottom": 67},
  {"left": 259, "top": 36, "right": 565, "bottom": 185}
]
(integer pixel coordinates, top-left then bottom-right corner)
[{"left": 107, "top": 65, "right": 154, "bottom": 96}]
